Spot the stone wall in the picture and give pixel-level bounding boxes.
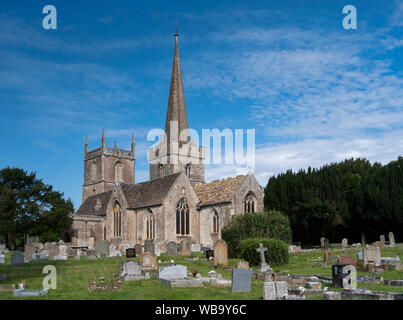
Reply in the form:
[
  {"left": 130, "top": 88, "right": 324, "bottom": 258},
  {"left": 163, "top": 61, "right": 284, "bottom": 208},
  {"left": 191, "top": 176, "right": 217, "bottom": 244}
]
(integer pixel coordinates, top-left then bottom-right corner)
[{"left": 232, "top": 174, "right": 264, "bottom": 215}]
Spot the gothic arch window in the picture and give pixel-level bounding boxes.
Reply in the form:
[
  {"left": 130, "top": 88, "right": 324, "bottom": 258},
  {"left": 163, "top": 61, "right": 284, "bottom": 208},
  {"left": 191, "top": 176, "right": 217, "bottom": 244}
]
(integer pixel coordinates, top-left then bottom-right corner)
[
  {"left": 145, "top": 209, "right": 155, "bottom": 240},
  {"left": 90, "top": 161, "right": 97, "bottom": 182},
  {"left": 176, "top": 198, "right": 190, "bottom": 235},
  {"left": 244, "top": 193, "right": 257, "bottom": 213},
  {"left": 115, "top": 161, "right": 123, "bottom": 181},
  {"left": 212, "top": 208, "right": 219, "bottom": 234},
  {"left": 113, "top": 202, "right": 122, "bottom": 237},
  {"left": 159, "top": 164, "right": 164, "bottom": 177},
  {"left": 185, "top": 164, "right": 191, "bottom": 179}
]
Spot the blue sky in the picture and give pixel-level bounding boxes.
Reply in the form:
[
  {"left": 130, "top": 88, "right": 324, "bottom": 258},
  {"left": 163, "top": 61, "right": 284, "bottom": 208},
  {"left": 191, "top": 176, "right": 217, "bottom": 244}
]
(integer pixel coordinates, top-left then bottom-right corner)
[{"left": 0, "top": 0, "right": 402, "bottom": 210}]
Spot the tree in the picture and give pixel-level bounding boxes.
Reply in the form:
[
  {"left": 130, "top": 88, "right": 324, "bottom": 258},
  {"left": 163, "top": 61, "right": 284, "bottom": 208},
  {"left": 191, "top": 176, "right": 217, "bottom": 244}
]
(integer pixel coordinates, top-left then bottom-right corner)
[{"left": 0, "top": 167, "right": 74, "bottom": 249}]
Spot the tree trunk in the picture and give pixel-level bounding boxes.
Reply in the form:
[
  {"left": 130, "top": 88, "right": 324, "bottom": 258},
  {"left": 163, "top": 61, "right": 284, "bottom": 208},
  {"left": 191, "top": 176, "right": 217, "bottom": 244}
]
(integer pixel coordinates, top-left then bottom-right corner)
[{"left": 7, "top": 232, "right": 16, "bottom": 250}]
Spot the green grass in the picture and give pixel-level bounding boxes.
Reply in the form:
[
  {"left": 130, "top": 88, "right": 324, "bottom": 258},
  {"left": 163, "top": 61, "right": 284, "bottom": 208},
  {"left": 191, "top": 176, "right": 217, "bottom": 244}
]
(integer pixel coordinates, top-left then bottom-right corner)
[{"left": 1, "top": 245, "right": 402, "bottom": 300}]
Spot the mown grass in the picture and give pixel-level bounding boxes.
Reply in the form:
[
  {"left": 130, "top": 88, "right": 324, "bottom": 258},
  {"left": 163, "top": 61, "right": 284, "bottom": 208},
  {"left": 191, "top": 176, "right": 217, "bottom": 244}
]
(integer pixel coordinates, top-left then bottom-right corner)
[{"left": 0, "top": 245, "right": 402, "bottom": 300}]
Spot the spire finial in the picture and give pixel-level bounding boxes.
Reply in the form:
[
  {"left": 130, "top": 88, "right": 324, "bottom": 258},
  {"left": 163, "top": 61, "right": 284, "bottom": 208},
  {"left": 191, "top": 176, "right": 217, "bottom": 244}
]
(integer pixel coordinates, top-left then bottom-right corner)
[{"left": 102, "top": 128, "right": 106, "bottom": 148}]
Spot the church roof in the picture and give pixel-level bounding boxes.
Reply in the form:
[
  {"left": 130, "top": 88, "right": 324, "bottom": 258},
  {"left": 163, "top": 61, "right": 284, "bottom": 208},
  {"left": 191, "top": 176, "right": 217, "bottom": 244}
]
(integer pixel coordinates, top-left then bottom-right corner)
[
  {"left": 121, "top": 172, "right": 181, "bottom": 209},
  {"left": 165, "top": 32, "right": 189, "bottom": 149},
  {"left": 75, "top": 190, "right": 113, "bottom": 216},
  {"left": 194, "top": 175, "right": 247, "bottom": 206}
]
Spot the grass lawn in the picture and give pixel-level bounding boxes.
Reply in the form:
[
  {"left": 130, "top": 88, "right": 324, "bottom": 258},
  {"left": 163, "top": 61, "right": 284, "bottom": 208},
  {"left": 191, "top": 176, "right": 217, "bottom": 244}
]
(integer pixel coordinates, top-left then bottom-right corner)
[{"left": 1, "top": 245, "right": 402, "bottom": 300}]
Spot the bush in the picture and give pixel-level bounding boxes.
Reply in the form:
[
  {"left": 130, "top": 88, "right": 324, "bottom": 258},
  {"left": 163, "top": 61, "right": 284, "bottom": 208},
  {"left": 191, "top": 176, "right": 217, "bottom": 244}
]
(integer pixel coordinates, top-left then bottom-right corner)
[
  {"left": 240, "top": 238, "right": 289, "bottom": 266},
  {"left": 221, "top": 210, "right": 292, "bottom": 258}
]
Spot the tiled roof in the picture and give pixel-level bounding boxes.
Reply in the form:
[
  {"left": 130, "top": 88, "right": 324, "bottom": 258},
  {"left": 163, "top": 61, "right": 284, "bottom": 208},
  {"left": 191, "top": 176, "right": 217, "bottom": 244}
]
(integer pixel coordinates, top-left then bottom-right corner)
[
  {"left": 194, "top": 175, "right": 247, "bottom": 206},
  {"left": 121, "top": 173, "right": 181, "bottom": 209},
  {"left": 75, "top": 190, "right": 112, "bottom": 216}
]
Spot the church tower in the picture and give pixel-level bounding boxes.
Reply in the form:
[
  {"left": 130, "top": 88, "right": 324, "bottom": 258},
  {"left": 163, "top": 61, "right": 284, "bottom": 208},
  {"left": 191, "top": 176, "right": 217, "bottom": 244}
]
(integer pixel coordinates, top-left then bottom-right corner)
[
  {"left": 149, "top": 32, "right": 205, "bottom": 185},
  {"left": 82, "top": 130, "right": 135, "bottom": 201}
]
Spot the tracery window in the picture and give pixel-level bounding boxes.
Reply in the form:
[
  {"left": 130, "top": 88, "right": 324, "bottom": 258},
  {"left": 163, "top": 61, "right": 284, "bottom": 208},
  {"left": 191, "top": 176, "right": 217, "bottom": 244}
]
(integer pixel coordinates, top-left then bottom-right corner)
[
  {"left": 176, "top": 198, "right": 190, "bottom": 235},
  {"left": 145, "top": 209, "right": 154, "bottom": 240},
  {"left": 113, "top": 202, "right": 122, "bottom": 237},
  {"left": 244, "top": 193, "right": 256, "bottom": 213}
]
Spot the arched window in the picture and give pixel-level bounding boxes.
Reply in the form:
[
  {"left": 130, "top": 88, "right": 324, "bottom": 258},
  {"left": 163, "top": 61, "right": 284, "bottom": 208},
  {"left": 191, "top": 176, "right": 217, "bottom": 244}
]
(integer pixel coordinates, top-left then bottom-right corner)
[
  {"left": 113, "top": 202, "right": 122, "bottom": 237},
  {"left": 90, "top": 161, "right": 97, "bottom": 182},
  {"left": 159, "top": 164, "right": 164, "bottom": 177},
  {"left": 145, "top": 209, "right": 154, "bottom": 240},
  {"left": 212, "top": 209, "right": 219, "bottom": 234},
  {"left": 244, "top": 193, "right": 256, "bottom": 213},
  {"left": 185, "top": 164, "right": 191, "bottom": 178},
  {"left": 115, "top": 161, "right": 123, "bottom": 181},
  {"left": 176, "top": 198, "right": 190, "bottom": 235}
]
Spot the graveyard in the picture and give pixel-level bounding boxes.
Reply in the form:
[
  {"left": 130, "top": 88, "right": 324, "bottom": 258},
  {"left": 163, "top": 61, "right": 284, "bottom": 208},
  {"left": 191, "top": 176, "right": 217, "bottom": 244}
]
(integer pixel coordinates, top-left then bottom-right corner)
[{"left": 1, "top": 240, "right": 402, "bottom": 300}]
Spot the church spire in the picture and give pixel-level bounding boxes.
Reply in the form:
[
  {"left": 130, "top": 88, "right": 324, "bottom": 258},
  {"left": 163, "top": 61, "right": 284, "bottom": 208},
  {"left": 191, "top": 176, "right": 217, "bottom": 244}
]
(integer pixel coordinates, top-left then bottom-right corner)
[{"left": 165, "top": 31, "right": 189, "bottom": 151}]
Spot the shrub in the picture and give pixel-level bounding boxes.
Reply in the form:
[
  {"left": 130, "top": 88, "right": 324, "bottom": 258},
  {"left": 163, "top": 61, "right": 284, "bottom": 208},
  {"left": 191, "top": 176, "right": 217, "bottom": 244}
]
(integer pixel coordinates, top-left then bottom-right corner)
[
  {"left": 221, "top": 210, "right": 292, "bottom": 258},
  {"left": 240, "top": 238, "right": 289, "bottom": 266}
]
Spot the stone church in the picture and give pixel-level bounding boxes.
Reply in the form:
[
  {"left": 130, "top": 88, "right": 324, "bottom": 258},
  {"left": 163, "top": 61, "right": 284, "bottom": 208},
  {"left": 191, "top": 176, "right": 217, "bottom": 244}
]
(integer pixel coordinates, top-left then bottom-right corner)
[{"left": 72, "top": 33, "right": 264, "bottom": 252}]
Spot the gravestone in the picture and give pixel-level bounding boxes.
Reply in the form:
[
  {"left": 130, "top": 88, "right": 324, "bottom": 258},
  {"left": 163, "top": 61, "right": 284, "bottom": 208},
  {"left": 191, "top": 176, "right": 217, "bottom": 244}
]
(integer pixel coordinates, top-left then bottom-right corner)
[
  {"left": 373, "top": 241, "right": 385, "bottom": 249},
  {"left": 134, "top": 244, "right": 142, "bottom": 255},
  {"left": 126, "top": 248, "right": 136, "bottom": 258},
  {"left": 363, "top": 246, "right": 381, "bottom": 267},
  {"left": 263, "top": 281, "right": 288, "bottom": 300},
  {"left": 11, "top": 252, "right": 24, "bottom": 266},
  {"left": 179, "top": 239, "right": 192, "bottom": 256},
  {"left": 95, "top": 240, "right": 110, "bottom": 256},
  {"left": 380, "top": 235, "right": 386, "bottom": 244},
  {"left": 167, "top": 241, "right": 178, "bottom": 256},
  {"left": 213, "top": 240, "right": 228, "bottom": 267},
  {"left": 120, "top": 261, "right": 144, "bottom": 281},
  {"left": 144, "top": 239, "right": 155, "bottom": 254},
  {"left": 256, "top": 243, "right": 271, "bottom": 272},
  {"left": 26, "top": 235, "right": 39, "bottom": 245},
  {"left": 24, "top": 245, "right": 38, "bottom": 262},
  {"left": 324, "top": 239, "right": 329, "bottom": 249},
  {"left": 237, "top": 261, "right": 250, "bottom": 270},
  {"left": 75, "top": 249, "right": 81, "bottom": 260},
  {"left": 205, "top": 249, "right": 214, "bottom": 259},
  {"left": 341, "top": 238, "right": 348, "bottom": 248},
  {"left": 332, "top": 264, "right": 353, "bottom": 289},
  {"left": 159, "top": 265, "right": 187, "bottom": 280},
  {"left": 109, "top": 244, "right": 122, "bottom": 257},
  {"left": 231, "top": 268, "right": 252, "bottom": 292},
  {"left": 389, "top": 232, "right": 395, "bottom": 248},
  {"left": 323, "top": 250, "right": 334, "bottom": 264},
  {"left": 0, "top": 254, "right": 5, "bottom": 264},
  {"left": 320, "top": 237, "right": 325, "bottom": 248},
  {"left": 140, "top": 252, "right": 158, "bottom": 271},
  {"left": 337, "top": 254, "right": 358, "bottom": 266},
  {"left": 191, "top": 244, "right": 201, "bottom": 253}
]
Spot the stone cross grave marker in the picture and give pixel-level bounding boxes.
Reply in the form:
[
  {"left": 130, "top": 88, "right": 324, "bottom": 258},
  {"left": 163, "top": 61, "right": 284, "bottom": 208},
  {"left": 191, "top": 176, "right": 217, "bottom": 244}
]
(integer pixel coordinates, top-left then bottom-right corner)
[
  {"left": 231, "top": 268, "right": 252, "bottom": 292},
  {"left": 389, "top": 232, "right": 395, "bottom": 248},
  {"left": 213, "top": 240, "right": 228, "bottom": 267},
  {"left": 256, "top": 243, "right": 271, "bottom": 272}
]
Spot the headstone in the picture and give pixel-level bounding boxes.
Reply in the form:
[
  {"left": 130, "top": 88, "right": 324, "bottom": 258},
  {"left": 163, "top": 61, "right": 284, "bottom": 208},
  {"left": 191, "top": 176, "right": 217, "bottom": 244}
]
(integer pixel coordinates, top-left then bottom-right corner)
[
  {"left": 0, "top": 254, "right": 5, "bottom": 264},
  {"left": 120, "top": 261, "right": 144, "bottom": 281},
  {"left": 362, "top": 246, "right": 381, "bottom": 267},
  {"left": 144, "top": 239, "right": 155, "bottom": 254},
  {"left": 237, "top": 261, "right": 250, "bottom": 270},
  {"left": 11, "top": 252, "right": 24, "bottom": 266},
  {"left": 167, "top": 241, "right": 178, "bottom": 256},
  {"left": 373, "top": 241, "right": 385, "bottom": 249},
  {"left": 389, "top": 232, "right": 395, "bottom": 248},
  {"left": 134, "top": 244, "right": 142, "bottom": 255},
  {"left": 341, "top": 238, "right": 348, "bottom": 248},
  {"left": 191, "top": 244, "right": 201, "bottom": 252},
  {"left": 263, "top": 281, "right": 288, "bottom": 300},
  {"left": 332, "top": 264, "right": 352, "bottom": 289},
  {"left": 109, "top": 244, "right": 122, "bottom": 257},
  {"left": 179, "top": 239, "right": 192, "bottom": 256},
  {"left": 95, "top": 240, "right": 110, "bottom": 256},
  {"left": 52, "top": 255, "right": 67, "bottom": 260},
  {"left": 231, "top": 268, "right": 252, "bottom": 292},
  {"left": 26, "top": 235, "right": 39, "bottom": 245},
  {"left": 159, "top": 265, "right": 187, "bottom": 280},
  {"left": 213, "top": 240, "right": 228, "bottom": 267},
  {"left": 324, "top": 291, "right": 341, "bottom": 300},
  {"left": 380, "top": 235, "right": 385, "bottom": 244},
  {"left": 140, "top": 252, "right": 158, "bottom": 271},
  {"left": 75, "top": 250, "right": 81, "bottom": 260},
  {"left": 320, "top": 237, "right": 325, "bottom": 248},
  {"left": 324, "top": 239, "right": 329, "bottom": 249},
  {"left": 323, "top": 250, "right": 334, "bottom": 264},
  {"left": 337, "top": 254, "right": 358, "bottom": 266},
  {"left": 126, "top": 248, "right": 136, "bottom": 258},
  {"left": 256, "top": 243, "right": 271, "bottom": 272},
  {"left": 205, "top": 249, "right": 214, "bottom": 259}
]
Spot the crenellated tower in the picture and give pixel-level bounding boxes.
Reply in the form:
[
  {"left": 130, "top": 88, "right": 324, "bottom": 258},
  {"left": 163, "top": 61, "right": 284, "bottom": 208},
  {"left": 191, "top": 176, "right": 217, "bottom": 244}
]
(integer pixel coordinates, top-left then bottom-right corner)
[{"left": 82, "top": 129, "right": 135, "bottom": 201}]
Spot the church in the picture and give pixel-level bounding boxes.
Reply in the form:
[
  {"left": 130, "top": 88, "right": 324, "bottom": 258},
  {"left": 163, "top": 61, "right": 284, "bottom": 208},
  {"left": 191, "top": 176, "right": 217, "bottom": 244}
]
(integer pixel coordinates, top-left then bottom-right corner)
[{"left": 72, "top": 33, "right": 264, "bottom": 252}]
